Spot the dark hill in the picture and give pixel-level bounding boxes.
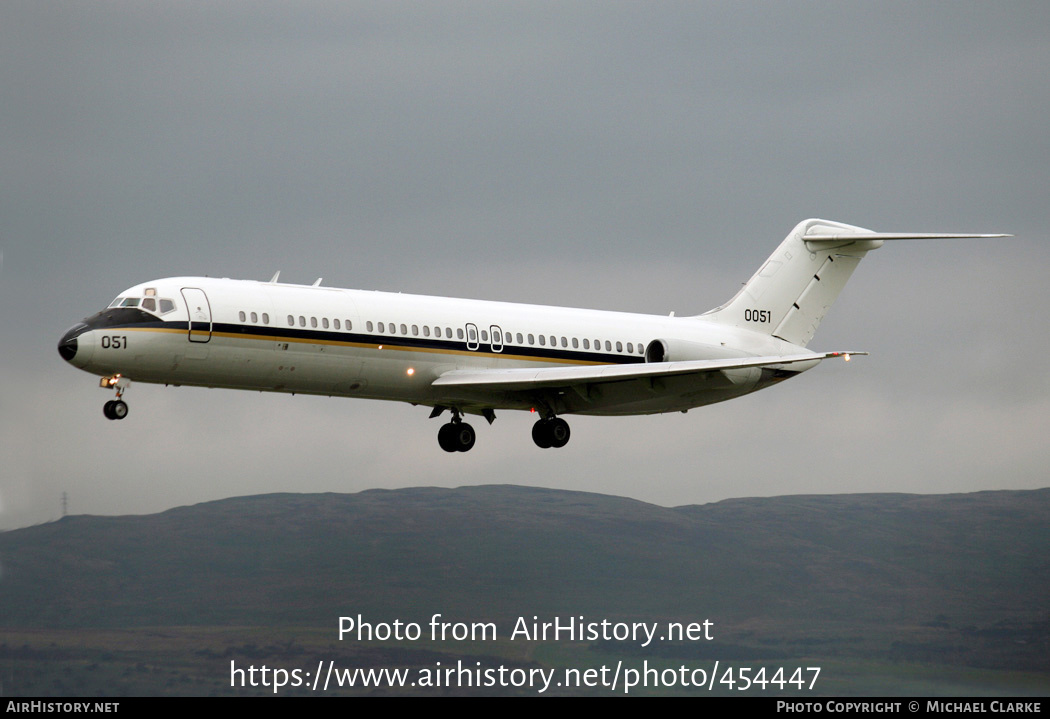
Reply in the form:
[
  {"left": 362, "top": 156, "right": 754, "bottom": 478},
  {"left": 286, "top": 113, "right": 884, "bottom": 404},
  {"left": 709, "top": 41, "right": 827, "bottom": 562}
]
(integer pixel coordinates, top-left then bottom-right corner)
[{"left": 1, "top": 485, "right": 1047, "bottom": 636}]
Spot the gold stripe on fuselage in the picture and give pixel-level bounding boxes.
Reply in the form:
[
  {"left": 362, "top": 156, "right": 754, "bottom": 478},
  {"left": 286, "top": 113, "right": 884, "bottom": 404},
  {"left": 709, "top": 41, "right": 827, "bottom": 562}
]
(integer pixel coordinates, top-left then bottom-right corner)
[{"left": 119, "top": 326, "right": 610, "bottom": 366}]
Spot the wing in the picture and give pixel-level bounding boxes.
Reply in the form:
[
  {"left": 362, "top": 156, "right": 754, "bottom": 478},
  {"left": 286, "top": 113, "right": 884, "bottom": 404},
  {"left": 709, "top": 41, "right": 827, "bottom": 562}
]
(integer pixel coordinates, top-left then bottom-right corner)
[{"left": 431, "top": 351, "right": 865, "bottom": 416}]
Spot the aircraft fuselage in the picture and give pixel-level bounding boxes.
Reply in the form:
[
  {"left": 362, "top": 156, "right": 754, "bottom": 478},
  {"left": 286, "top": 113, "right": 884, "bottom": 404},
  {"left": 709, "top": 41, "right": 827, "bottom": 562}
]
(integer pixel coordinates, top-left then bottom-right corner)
[
  {"left": 60, "top": 219, "right": 1003, "bottom": 451},
  {"left": 60, "top": 277, "right": 800, "bottom": 420}
]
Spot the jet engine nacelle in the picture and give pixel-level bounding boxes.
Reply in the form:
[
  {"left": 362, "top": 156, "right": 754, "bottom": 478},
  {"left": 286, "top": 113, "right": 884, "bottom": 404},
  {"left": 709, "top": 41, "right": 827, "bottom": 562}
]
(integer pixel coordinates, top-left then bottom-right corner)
[
  {"left": 645, "top": 338, "right": 761, "bottom": 388},
  {"left": 645, "top": 338, "right": 740, "bottom": 363}
]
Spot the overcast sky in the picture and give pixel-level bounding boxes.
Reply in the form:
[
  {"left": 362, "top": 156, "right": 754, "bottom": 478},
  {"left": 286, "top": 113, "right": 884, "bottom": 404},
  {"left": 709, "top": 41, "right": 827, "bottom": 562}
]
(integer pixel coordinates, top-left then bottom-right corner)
[{"left": 2, "top": 2, "right": 1048, "bottom": 530}]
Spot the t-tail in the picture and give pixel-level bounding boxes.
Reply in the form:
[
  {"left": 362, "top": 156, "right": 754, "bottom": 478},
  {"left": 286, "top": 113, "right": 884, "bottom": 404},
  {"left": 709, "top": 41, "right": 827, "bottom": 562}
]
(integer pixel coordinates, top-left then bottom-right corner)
[{"left": 700, "top": 218, "right": 1009, "bottom": 347}]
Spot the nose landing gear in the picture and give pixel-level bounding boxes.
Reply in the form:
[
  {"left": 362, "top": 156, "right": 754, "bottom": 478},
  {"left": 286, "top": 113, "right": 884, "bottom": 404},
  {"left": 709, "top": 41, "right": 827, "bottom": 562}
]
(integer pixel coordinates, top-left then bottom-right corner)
[
  {"left": 100, "top": 374, "right": 130, "bottom": 421},
  {"left": 103, "top": 399, "right": 129, "bottom": 420}
]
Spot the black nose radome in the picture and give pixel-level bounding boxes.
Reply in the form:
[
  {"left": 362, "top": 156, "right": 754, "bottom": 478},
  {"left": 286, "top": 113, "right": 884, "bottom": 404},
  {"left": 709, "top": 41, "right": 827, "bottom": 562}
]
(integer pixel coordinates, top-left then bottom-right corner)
[{"left": 58, "top": 323, "right": 88, "bottom": 362}]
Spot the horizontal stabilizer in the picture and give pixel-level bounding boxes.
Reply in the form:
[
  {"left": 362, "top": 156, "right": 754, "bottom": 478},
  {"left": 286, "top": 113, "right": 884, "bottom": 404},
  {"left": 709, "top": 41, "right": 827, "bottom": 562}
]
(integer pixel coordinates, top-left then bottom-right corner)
[
  {"left": 702, "top": 220, "right": 1010, "bottom": 348},
  {"left": 804, "top": 232, "right": 1010, "bottom": 242}
]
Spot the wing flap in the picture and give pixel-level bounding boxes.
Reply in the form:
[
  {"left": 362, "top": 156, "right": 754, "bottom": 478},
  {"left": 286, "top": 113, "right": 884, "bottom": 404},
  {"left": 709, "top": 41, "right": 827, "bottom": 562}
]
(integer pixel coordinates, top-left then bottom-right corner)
[{"left": 432, "top": 351, "right": 865, "bottom": 392}]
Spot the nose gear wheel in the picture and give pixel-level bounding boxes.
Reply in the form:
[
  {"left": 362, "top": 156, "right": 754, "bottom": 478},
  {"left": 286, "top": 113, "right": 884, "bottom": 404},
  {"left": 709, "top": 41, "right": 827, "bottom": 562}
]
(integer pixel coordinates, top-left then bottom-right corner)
[{"left": 103, "top": 399, "right": 129, "bottom": 420}]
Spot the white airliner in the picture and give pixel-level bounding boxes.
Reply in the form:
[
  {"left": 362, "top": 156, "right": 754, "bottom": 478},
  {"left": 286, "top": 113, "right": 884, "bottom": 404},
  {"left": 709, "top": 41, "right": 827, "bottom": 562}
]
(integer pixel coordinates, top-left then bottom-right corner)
[{"left": 58, "top": 219, "right": 1005, "bottom": 451}]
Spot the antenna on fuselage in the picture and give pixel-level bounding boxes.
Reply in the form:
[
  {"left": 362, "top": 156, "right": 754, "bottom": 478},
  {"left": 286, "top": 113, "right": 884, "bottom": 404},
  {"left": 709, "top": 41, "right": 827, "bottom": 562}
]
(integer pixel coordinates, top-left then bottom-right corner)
[
  {"left": 268, "top": 271, "right": 280, "bottom": 283},
  {"left": 312, "top": 278, "right": 323, "bottom": 287}
]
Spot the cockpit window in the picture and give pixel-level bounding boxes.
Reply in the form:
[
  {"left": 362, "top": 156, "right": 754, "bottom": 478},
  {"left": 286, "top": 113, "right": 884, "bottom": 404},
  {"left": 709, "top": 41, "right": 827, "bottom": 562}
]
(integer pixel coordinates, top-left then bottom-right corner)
[{"left": 107, "top": 295, "right": 174, "bottom": 314}]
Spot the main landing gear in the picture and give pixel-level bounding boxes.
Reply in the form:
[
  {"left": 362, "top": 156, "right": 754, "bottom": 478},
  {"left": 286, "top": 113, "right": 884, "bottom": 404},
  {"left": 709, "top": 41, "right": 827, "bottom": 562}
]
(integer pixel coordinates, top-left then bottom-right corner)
[
  {"left": 100, "top": 374, "right": 130, "bottom": 421},
  {"left": 532, "top": 416, "right": 570, "bottom": 449},
  {"left": 431, "top": 407, "right": 571, "bottom": 451},
  {"left": 437, "top": 415, "right": 476, "bottom": 453}
]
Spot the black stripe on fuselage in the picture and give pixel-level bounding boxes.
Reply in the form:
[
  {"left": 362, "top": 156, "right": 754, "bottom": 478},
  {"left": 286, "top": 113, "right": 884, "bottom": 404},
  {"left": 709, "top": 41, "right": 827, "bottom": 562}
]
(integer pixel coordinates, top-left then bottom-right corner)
[{"left": 102, "top": 316, "right": 646, "bottom": 366}]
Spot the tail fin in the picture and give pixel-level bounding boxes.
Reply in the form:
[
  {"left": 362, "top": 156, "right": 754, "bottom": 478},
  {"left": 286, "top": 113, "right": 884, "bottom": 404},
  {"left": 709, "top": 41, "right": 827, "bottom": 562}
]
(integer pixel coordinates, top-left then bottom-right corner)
[{"left": 700, "top": 219, "right": 1008, "bottom": 347}]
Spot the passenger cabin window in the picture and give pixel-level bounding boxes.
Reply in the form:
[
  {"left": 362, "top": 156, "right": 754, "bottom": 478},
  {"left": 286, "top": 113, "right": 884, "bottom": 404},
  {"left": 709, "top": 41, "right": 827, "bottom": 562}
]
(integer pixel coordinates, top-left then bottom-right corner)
[
  {"left": 239, "top": 311, "right": 246, "bottom": 322},
  {"left": 367, "top": 321, "right": 374, "bottom": 332},
  {"left": 251, "top": 312, "right": 258, "bottom": 323},
  {"left": 299, "top": 316, "right": 306, "bottom": 327},
  {"left": 322, "top": 318, "right": 329, "bottom": 329},
  {"left": 334, "top": 319, "right": 341, "bottom": 330}
]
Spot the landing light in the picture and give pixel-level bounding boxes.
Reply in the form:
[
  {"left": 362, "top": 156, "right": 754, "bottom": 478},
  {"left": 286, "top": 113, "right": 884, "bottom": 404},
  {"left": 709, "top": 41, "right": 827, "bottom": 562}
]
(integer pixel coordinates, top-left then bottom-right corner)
[
  {"left": 406, "top": 367, "right": 415, "bottom": 376},
  {"left": 844, "top": 354, "right": 851, "bottom": 362}
]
